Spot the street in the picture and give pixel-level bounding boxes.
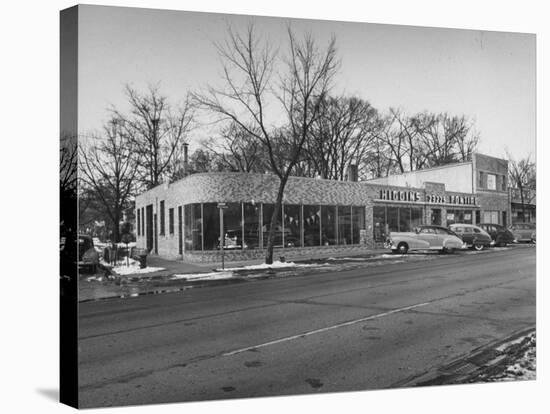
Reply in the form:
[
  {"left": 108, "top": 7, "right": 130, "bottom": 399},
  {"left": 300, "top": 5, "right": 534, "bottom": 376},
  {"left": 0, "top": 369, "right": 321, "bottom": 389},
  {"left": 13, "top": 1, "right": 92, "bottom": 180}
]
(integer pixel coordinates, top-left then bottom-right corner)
[{"left": 78, "top": 246, "right": 535, "bottom": 408}]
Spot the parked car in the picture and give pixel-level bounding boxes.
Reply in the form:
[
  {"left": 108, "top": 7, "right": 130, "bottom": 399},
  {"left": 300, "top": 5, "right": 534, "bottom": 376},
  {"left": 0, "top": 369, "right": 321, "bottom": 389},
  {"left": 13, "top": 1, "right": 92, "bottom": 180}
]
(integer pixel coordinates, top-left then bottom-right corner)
[
  {"left": 78, "top": 234, "right": 100, "bottom": 273},
  {"left": 478, "top": 223, "right": 515, "bottom": 247},
  {"left": 531, "top": 230, "right": 536, "bottom": 244},
  {"left": 385, "top": 225, "right": 464, "bottom": 254},
  {"left": 217, "top": 229, "right": 248, "bottom": 250},
  {"left": 448, "top": 224, "right": 492, "bottom": 251},
  {"left": 509, "top": 222, "right": 536, "bottom": 243}
]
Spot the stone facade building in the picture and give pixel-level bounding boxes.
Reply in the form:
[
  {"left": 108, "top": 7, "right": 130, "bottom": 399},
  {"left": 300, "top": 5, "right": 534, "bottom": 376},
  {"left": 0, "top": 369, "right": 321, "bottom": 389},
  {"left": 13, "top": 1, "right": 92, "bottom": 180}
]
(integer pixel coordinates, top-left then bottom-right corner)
[{"left": 135, "top": 153, "right": 510, "bottom": 262}]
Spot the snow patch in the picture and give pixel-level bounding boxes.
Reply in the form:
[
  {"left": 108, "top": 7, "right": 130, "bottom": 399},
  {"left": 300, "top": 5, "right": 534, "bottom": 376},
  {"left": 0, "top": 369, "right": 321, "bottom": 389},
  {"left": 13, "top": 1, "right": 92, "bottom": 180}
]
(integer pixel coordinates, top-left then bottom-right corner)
[
  {"left": 218, "top": 260, "right": 327, "bottom": 271},
  {"left": 107, "top": 258, "right": 165, "bottom": 276},
  {"left": 171, "top": 271, "right": 233, "bottom": 281}
]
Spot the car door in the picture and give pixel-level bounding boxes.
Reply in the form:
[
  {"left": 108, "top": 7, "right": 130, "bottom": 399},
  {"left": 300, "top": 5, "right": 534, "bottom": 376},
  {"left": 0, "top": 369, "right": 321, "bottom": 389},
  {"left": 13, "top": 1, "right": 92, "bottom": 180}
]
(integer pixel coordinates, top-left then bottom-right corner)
[
  {"left": 461, "top": 227, "right": 474, "bottom": 245},
  {"left": 416, "top": 227, "right": 435, "bottom": 248},
  {"left": 432, "top": 228, "right": 448, "bottom": 248}
]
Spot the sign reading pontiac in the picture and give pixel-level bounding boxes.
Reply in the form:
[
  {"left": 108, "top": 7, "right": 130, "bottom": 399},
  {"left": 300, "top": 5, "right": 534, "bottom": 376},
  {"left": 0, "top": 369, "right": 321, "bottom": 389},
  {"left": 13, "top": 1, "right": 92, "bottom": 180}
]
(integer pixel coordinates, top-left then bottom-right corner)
[
  {"left": 378, "top": 189, "right": 477, "bottom": 206},
  {"left": 426, "top": 194, "right": 477, "bottom": 205}
]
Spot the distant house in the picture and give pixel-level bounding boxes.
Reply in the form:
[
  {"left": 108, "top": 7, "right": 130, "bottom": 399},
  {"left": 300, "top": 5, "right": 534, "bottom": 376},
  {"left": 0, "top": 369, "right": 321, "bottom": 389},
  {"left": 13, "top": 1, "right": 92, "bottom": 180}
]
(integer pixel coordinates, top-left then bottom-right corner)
[{"left": 510, "top": 187, "right": 536, "bottom": 224}]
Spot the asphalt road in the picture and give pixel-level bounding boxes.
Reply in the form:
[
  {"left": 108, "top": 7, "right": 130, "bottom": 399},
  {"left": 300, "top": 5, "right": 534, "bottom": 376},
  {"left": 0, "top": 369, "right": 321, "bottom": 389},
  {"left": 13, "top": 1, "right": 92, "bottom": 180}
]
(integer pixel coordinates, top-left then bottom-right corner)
[{"left": 78, "top": 246, "right": 536, "bottom": 408}]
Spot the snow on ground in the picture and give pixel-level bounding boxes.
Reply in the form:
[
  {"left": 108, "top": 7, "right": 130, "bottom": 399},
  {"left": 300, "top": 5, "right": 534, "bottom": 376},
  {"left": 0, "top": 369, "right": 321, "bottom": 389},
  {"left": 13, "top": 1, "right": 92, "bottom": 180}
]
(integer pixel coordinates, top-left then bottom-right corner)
[
  {"left": 218, "top": 260, "right": 328, "bottom": 272},
  {"left": 170, "top": 271, "right": 234, "bottom": 281},
  {"left": 486, "top": 332, "right": 536, "bottom": 382},
  {"left": 102, "top": 258, "right": 165, "bottom": 276}
]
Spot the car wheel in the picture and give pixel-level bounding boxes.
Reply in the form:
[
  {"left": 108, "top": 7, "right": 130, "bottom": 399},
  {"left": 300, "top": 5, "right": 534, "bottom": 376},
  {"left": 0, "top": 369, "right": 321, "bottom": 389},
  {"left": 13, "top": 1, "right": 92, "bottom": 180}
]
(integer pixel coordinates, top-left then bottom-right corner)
[
  {"left": 473, "top": 243, "right": 484, "bottom": 251},
  {"left": 396, "top": 242, "right": 408, "bottom": 254}
]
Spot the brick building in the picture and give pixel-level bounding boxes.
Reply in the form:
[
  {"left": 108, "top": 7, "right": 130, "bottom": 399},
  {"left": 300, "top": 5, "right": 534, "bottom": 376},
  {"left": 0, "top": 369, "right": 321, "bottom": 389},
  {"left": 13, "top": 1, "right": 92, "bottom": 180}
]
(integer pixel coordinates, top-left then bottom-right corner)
[{"left": 135, "top": 153, "right": 510, "bottom": 262}]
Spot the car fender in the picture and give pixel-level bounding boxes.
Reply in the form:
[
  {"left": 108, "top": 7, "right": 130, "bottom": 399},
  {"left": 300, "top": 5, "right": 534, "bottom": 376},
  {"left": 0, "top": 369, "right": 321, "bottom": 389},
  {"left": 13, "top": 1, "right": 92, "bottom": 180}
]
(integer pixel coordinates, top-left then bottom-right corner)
[
  {"left": 443, "top": 236, "right": 463, "bottom": 249},
  {"left": 390, "top": 233, "right": 429, "bottom": 249}
]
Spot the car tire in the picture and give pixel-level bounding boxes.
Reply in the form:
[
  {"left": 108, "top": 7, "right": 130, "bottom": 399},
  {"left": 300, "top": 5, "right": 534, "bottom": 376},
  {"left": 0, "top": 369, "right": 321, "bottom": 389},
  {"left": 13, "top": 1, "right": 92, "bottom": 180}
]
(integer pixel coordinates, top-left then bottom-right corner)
[
  {"left": 473, "top": 243, "right": 484, "bottom": 251},
  {"left": 396, "top": 242, "right": 408, "bottom": 255}
]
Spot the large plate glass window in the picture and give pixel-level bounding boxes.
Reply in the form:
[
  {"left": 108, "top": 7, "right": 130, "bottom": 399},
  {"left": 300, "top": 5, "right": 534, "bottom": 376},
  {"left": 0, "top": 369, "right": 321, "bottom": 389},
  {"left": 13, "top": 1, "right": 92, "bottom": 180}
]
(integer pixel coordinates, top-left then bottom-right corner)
[
  {"left": 321, "top": 205, "right": 337, "bottom": 245},
  {"left": 338, "top": 206, "right": 352, "bottom": 245},
  {"left": 373, "top": 206, "right": 386, "bottom": 242},
  {"left": 202, "top": 203, "right": 219, "bottom": 250},
  {"left": 303, "top": 205, "right": 321, "bottom": 246},
  {"left": 352, "top": 206, "right": 365, "bottom": 244},
  {"left": 222, "top": 203, "right": 243, "bottom": 249},
  {"left": 184, "top": 204, "right": 202, "bottom": 251},
  {"left": 284, "top": 205, "right": 302, "bottom": 248},
  {"left": 243, "top": 203, "right": 261, "bottom": 249}
]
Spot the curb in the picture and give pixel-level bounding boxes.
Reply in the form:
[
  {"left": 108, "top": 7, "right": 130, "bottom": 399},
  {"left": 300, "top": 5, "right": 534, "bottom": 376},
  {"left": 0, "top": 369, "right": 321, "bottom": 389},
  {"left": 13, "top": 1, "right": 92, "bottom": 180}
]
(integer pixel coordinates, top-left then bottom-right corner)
[{"left": 392, "top": 326, "right": 536, "bottom": 387}]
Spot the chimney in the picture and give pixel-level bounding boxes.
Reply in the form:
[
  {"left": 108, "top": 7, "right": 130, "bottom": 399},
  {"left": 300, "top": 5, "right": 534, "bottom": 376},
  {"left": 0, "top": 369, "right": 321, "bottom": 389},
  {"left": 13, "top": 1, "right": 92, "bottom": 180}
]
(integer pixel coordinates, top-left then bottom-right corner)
[
  {"left": 347, "top": 164, "right": 358, "bottom": 182},
  {"left": 183, "top": 142, "right": 189, "bottom": 176}
]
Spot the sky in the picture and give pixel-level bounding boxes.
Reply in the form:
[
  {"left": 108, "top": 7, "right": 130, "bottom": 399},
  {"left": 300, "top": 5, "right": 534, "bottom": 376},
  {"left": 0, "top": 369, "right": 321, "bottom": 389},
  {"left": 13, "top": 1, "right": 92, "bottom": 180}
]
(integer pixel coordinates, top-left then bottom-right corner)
[{"left": 78, "top": 5, "right": 536, "bottom": 160}]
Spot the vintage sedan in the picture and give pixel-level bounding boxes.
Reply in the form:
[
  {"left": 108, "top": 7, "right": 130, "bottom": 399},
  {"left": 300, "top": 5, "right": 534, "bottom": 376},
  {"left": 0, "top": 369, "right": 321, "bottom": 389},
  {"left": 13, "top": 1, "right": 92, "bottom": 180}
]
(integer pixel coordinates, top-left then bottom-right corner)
[
  {"left": 478, "top": 223, "right": 516, "bottom": 247},
  {"left": 78, "top": 234, "right": 100, "bottom": 273},
  {"left": 448, "top": 224, "right": 492, "bottom": 251},
  {"left": 385, "top": 225, "right": 464, "bottom": 254},
  {"left": 509, "top": 222, "right": 536, "bottom": 243}
]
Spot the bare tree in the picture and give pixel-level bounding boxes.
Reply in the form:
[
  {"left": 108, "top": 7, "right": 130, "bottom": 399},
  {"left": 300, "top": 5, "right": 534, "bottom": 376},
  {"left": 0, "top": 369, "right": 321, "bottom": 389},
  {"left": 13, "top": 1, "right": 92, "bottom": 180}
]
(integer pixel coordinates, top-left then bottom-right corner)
[
  {"left": 79, "top": 118, "right": 140, "bottom": 243},
  {"left": 112, "top": 84, "right": 194, "bottom": 189},
  {"left": 508, "top": 153, "right": 536, "bottom": 222},
  {"left": 194, "top": 24, "right": 339, "bottom": 263},
  {"left": 376, "top": 110, "right": 480, "bottom": 175},
  {"left": 202, "top": 121, "right": 264, "bottom": 172},
  {"left": 301, "top": 95, "right": 380, "bottom": 180}
]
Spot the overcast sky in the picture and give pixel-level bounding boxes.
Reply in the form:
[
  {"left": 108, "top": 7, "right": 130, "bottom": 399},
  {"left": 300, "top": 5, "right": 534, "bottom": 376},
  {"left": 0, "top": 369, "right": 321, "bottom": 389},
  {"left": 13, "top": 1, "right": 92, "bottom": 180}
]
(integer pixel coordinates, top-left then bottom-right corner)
[{"left": 78, "top": 5, "right": 536, "bottom": 160}]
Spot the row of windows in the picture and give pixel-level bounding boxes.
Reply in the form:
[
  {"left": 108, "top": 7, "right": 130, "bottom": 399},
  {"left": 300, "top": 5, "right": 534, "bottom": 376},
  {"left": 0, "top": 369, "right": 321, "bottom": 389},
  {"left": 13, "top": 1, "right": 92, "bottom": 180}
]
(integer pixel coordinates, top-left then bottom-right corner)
[
  {"left": 163, "top": 203, "right": 367, "bottom": 251},
  {"left": 478, "top": 172, "right": 506, "bottom": 191},
  {"left": 373, "top": 206, "right": 424, "bottom": 242}
]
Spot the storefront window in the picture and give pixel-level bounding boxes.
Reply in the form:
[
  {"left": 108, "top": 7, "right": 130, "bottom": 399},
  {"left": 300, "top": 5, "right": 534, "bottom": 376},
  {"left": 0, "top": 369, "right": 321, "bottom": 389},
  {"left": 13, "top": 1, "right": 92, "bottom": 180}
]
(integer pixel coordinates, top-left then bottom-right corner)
[
  {"left": 284, "top": 205, "right": 302, "bottom": 248},
  {"left": 446, "top": 209, "right": 473, "bottom": 225},
  {"left": 321, "top": 205, "right": 337, "bottom": 245},
  {"left": 387, "top": 207, "right": 399, "bottom": 232},
  {"left": 399, "top": 207, "right": 411, "bottom": 232},
  {"left": 483, "top": 210, "right": 500, "bottom": 224},
  {"left": 431, "top": 208, "right": 442, "bottom": 225},
  {"left": 352, "top": 206, "right": 365, "bottom": 244},
  {"left": 202, "top": 203, "right": 219, "bottom": 250},
  {"left": 373, "top": 206, "right": 386, "bottom": 242},
  {"left": 411, "top": 208, "right": 423, "bottom": 230},
  {"left": 222, "top": 203, "right": 243, "bottom": 250},
  {"left": 184, "top": 204, "right": 202, "bottom": 251},
  {"left": 262, "top": 203, "right": 283, "bottom": 248},
  {"left": 338, "top": 206, "right": 352, "bottom": 245},
  {"left": 303, "top": 205, "right": 321, "bottom": 246},
  {"left": 243, "top": 203, "right": 261, "bottom": 249}
]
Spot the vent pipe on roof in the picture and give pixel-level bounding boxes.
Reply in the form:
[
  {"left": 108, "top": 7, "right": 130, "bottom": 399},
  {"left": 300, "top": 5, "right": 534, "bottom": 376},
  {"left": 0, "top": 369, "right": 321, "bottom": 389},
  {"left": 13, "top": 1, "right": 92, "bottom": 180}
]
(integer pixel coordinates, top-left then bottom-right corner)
[
  {"left": 347, "top": 164, "right": 358, "bottom": 182},
  {"left": 183, "top": 142, "right": 189, "bottom": 177}
]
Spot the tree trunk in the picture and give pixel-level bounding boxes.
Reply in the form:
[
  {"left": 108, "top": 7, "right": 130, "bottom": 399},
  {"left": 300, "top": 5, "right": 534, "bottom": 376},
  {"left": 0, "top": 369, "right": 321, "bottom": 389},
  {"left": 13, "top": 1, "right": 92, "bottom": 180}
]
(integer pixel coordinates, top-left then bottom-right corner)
[
  {"left": 112, "top": 213, "right": 120, "bottom": 243},
  {"left": 520, "top": 186, "right": 526, "bottom": 223},
  {"left": 265, "top": 176, "right": 288, "bottom": 265}
]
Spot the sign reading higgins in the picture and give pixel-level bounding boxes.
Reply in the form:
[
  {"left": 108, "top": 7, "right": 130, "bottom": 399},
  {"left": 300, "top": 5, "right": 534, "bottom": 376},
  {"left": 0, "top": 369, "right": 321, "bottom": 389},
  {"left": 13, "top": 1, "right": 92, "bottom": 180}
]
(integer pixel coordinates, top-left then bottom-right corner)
[{"left": 378, "top": 189, "right": 477, "bottom": 206}]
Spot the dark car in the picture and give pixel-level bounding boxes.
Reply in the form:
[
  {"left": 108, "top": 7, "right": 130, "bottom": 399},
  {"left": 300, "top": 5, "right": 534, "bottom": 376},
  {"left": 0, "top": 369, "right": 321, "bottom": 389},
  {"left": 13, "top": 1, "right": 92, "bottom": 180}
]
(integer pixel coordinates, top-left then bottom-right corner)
[
  {"left": 448, "top": 224, "right": 493, "bottom": 251},
  {"left": 478, "top": 223, "right": 515, "bottom": 247},
  {"left": 509, "top": 222, "right": 536, "bottom": 243},
  {"left": 78, "top": 234, "right": 100, "bottom": 273}
]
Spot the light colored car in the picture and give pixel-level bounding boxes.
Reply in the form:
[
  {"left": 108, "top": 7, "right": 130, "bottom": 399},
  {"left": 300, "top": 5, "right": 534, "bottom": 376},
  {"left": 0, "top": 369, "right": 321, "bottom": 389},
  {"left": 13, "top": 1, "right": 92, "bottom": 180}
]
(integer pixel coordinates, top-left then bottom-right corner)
[
  {"left": 509, "top": 223, "right": 536, "bottom": 243},
  {"left": 385, "top": 225, "right": 464, "bottom": 254},
  {"left": 448, "top": 223, "right": 493, "bottom": 251}
]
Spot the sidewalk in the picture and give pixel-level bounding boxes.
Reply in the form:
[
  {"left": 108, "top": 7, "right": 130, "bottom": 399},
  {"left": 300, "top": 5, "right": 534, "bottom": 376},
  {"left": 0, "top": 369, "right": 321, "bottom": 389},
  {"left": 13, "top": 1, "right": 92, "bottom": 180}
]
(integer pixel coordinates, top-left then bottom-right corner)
[{"left": 79, "top": 247, "right": 389, "bottom": 302}]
